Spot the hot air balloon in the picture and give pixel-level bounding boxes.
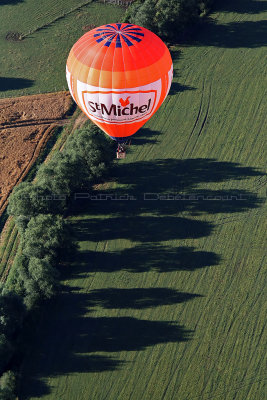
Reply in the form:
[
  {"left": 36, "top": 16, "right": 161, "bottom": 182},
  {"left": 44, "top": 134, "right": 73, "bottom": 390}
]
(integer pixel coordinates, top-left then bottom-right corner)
[{"left": 66, "top": 23, "right": 173, "bottom": 157}]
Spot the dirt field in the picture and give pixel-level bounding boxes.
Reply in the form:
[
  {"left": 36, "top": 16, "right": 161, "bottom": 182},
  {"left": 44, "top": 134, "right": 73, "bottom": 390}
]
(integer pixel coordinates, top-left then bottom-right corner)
[{"left": 0, "top": 92, "right": 73, "bottom": 215}]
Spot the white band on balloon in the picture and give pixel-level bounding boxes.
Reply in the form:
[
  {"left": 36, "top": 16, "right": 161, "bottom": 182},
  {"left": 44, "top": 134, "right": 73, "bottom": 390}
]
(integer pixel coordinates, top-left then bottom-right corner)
[{"left": 66, "top": 66, "right": 173, "bottom": 125}]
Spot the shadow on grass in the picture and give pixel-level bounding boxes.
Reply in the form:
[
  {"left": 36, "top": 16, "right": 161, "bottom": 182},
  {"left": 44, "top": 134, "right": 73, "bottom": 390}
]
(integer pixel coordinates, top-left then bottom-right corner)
[
  {"left": 72, "top": 216, "right": 213, "bottom": 242},
  {"left": 19, "top": 287, "right": 194, "bottom": 399},
  {"left": 169, "top": 81, "right": 196, "bottom": 96},
  {"left": 214, "top": 0, "right": 267, "bottom": 14},
  {"left": 80, "top": 288, "right": 203, "bottom": 309},
  {"left": 0, "top": 77, "right": 34, "bottom": 91},
  {"left": 131, "top": 127, "right": 161, "bottom": 146},
  {"left": 71, "top": 157, "right": 263, "bottom": 217},
  {"left": 69, "top": 245, "right": 220, "bottom": 274},
  {"left": 194, "top": 19, "right": 267, "bottom": 48},
  {"left": 113, "top": 158, "right": 263, "bottom": 192},
  {"left": 0, "top": 0, "right": 24, "bottom": 5}
]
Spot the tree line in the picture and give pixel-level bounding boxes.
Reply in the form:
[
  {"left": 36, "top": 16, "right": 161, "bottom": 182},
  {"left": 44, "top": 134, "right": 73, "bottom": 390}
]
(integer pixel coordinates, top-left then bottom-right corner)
[{"left": 0, "top": 124, "right": 113, "bottom": 399}]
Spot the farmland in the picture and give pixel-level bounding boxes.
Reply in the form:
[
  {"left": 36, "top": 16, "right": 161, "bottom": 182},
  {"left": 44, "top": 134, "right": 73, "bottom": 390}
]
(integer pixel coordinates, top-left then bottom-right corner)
[
  {"left": 0, "top": 92, "right": 72, "bottom": 215},
  {"left": 15, "top": 0, "right": 267, "bottom": 400}
]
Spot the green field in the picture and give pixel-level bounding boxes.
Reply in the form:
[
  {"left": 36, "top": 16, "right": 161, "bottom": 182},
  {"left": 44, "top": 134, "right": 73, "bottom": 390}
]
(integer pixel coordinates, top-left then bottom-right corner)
[
  {"left": 0, "top": 0, "right": 124, "bottom": 98},
  {"left": 0, "top": 218, "right": 19, "bottom": 280},
  {"left": 9, "top": 0, "right": 267, "bottom": 399}
]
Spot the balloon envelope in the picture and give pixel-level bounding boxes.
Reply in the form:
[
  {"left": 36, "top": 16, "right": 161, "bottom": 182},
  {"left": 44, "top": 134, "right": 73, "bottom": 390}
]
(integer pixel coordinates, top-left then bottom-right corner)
[{"left": 66, "top": 23, "right": 173, "bottom": 139}]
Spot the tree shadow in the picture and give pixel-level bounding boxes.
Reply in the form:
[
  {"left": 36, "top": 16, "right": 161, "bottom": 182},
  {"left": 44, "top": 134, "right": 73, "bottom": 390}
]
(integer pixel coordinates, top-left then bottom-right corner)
[
  {"left": 72, "top": 216, "right": 213, "bottom": 243},
  {"left": 79, "top": 288, "right": 203, "bottom": 309},
  {"left": 113, "top": 158, "right": 263, "bottom": 197},
  {"left": 0, "top": 77, "right": 34, "bottom": 91},
  {"left": 72, "top": 158, "right": 263, "bottom": 217},
  {"left": 0, "top": 0, "right": 24, "bottom": 5},
  {"left": 69, "top": 245, "right": 220, "bottom": 274},
  {"left": 20, "top": 354, "right": 122, "bottom": 398},
  {"left": 19, "top": 287, "right": 194, "bottom": 399},
  {"left": 20, "top": 156, "right": 263, "bottom": 398},
  {"left": 194, "top": 19, "right": 267, "bottom": 48},
  {"left": 169, "top": 48, "right": 181, "bottom": 62},
  {"left": 214, "top": 0, "right": 267, "bottom": 14},
  {"left": 75, "top": 316, "right": 192, "bottom": 353},
  {"left": 169, "top": 47, "right": 183, "bottom": 68}
]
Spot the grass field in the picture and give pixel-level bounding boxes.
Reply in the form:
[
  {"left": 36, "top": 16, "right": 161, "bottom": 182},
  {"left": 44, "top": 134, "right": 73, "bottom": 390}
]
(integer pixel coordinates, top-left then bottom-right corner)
[
  {"left": 0, "top": 0, "right": 125, "bottom": 98},
  {"left": 14, "top": 0, "right": 267, "bottom": 399},
  {"left": 0, "top": 217, "right": 18, "bottom": 280}
]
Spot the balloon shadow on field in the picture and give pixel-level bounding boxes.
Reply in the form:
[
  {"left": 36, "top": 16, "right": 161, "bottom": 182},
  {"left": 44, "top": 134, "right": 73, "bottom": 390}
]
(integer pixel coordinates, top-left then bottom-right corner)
[
  {"left": 168, "top": 81, "right": 196, "bottom": 96},
  {"left": 19, "top": 286, "right": 194, "bottom": 399},
  {"left": 0, "top": 77, "right": 34, "bottom": 92}
]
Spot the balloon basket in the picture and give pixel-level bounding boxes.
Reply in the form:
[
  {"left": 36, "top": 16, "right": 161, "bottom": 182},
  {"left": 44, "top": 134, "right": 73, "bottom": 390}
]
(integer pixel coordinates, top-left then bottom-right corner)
[{"left": 116, "top": 151, "right": 126, "bottom": 159}]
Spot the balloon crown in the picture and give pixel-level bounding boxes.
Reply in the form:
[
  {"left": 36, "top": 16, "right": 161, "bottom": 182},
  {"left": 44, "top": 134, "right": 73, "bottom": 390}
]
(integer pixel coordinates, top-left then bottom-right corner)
[{"left": 94, "top": 23, "right": 144, "bottom": 48}]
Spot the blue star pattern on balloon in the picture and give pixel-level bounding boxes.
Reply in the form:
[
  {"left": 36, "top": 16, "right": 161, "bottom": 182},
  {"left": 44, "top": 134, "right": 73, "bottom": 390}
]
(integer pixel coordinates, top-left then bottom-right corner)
[{"left": 94, "top": 23, "right": 144, "bottom": 48}]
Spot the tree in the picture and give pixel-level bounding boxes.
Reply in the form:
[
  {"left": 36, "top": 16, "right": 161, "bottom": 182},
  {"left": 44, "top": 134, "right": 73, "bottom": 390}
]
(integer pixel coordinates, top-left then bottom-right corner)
[
  {"left": 36, "top": 152, "right": 83, "bottom": 197},
  {"left": 27, "top": 257, "right": 58, "bottom": 299},
  {"left": 0, "top": 370, "right": 16, "bottom": 400},
  {"left": 155, "top": 0, "right": 182, "bottom": 39},
  {"left": 124, "top": 0, "right": 157, "bottom": 32},
  {"left": 7, "top": 182, "right": 56, "bottom": 222},
  {"left": 22, "top": 214, "right": 66, "bottom": 260}
]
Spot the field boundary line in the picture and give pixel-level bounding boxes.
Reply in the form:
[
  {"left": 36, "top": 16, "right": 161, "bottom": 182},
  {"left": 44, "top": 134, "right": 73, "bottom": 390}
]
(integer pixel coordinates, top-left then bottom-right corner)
[
  {"left": 0, "top": 118, "right": 71, "bottom": 129},
  {"left": 21, "top": 0, "right": 94, "bottom": 39}
]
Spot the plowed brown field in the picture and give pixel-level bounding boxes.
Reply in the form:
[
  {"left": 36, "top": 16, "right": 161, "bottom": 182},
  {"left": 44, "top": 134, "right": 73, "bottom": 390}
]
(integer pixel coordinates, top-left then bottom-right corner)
[{"left": 0, "top": 92, "right": 73, "bottom": 215}]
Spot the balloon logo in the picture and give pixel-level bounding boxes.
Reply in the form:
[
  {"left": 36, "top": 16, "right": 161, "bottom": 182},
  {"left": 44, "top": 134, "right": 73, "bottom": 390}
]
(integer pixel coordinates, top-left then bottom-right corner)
[{"left": 66, "top": 23, "right": 173, "bottom": 141}]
